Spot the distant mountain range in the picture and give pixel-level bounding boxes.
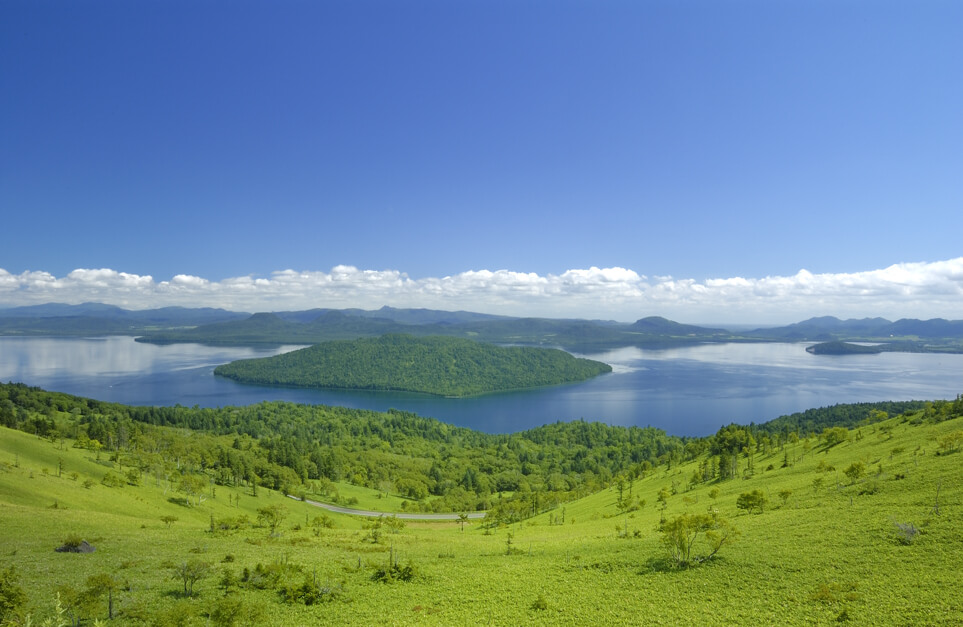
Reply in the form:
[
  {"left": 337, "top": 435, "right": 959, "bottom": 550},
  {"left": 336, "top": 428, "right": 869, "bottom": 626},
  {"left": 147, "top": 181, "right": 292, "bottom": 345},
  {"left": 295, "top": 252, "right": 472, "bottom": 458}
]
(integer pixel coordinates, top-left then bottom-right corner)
[
  {"left": 0, "top": 303, "right": 248, "bottom": 335},
  {"left": 748, "top": 316, "right": 963, "bottom": 340},
  {"left": 1, "top": 304, "right": 961, "bottom": 352}
]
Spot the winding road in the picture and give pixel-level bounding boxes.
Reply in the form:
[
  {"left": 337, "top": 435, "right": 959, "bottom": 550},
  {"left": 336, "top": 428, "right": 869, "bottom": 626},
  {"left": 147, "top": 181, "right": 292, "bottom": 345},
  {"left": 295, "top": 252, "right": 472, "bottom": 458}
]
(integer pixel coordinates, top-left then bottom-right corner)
[{"left": 288, "top": 495, "right": 487, "bottom": 520}]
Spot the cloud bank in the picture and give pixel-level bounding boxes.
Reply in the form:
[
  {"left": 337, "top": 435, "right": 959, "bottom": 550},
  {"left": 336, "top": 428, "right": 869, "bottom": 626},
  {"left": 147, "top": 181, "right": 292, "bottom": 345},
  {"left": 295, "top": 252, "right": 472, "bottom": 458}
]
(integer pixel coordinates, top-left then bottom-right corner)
[{"left": 1, "top": 258, "right": 962, "bottom": 324}]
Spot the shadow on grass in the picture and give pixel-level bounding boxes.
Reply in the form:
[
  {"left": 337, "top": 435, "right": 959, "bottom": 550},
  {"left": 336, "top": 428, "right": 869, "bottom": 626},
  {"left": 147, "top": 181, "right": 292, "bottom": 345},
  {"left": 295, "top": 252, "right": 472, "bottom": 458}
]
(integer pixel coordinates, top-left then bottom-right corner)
[{"left": 639, "top": 555, "right": 729, "bottom": 575}]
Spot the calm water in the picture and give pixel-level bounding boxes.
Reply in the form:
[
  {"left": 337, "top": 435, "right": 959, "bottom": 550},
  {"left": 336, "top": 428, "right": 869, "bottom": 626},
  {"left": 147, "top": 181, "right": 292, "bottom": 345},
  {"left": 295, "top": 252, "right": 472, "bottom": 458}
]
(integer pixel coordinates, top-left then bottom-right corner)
[{"left": 0, "top": 336, "right": 960, "bottom": 437}]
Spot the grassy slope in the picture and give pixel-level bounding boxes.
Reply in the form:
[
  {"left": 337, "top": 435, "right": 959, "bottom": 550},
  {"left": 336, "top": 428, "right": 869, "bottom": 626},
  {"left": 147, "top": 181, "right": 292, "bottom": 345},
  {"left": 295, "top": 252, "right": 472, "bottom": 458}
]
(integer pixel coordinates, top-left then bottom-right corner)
[{"left": 2, "top": 414, "right": 961, "bottom": 625}]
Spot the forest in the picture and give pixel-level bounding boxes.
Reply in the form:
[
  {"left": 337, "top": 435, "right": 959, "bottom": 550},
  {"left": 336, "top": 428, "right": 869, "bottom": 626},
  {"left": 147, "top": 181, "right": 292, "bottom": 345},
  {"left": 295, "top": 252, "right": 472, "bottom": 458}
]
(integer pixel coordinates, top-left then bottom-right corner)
[
  {"left": 2, "top": 382, "right": 962, "bottom": 624},
  {"left": 212, "top": 334, "right": 612, "bottom": 397},
  {"left": 2, "top": 382, "right": 952, "bottom": 518}
]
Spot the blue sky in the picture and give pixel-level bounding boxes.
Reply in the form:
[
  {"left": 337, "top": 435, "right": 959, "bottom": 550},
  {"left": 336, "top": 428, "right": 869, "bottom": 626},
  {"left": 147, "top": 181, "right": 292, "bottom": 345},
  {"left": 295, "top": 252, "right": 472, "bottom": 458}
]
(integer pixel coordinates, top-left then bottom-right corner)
[{"left": 2, "top": 1, "right": 961, "bottom": 323}]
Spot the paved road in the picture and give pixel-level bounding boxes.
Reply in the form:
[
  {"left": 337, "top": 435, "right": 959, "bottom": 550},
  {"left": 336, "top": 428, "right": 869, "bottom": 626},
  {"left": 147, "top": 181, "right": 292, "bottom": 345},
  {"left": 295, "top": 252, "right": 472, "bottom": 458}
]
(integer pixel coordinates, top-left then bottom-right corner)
[{"left": 289, "top": 495, "right": 487, "bottom": 520}]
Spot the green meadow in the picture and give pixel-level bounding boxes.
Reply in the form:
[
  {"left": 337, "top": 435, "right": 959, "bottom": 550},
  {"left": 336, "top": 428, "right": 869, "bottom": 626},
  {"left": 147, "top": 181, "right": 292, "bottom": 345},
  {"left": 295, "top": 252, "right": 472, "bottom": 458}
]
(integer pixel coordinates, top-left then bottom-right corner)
[{"left": 2, "top": 402, "right": 962, "bottom": 625}]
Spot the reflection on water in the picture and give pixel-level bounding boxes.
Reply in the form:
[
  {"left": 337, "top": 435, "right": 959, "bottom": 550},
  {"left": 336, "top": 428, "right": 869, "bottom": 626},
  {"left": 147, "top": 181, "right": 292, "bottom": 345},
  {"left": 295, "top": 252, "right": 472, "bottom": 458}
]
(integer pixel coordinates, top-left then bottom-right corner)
[
  {"left": 1, "top": 337, "right": 960, "bottom": 437},
  {"left": 0, "top": 336, "right": 304, "bottom": 381}
]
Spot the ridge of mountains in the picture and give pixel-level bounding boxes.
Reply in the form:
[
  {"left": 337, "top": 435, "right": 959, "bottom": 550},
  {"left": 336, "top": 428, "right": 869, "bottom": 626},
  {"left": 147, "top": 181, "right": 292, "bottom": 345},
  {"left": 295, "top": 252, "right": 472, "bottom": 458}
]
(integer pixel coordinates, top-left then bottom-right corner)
[{"left": 1, "top": 303, "right": 962, "bottom": 350}]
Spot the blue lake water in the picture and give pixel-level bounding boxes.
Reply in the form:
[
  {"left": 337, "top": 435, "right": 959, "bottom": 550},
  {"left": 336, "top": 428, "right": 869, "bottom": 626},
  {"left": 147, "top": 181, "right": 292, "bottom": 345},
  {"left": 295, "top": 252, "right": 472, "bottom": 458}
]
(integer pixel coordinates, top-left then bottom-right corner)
[{"left": 0, "top": 336, "right": 960, "bottom": 437}]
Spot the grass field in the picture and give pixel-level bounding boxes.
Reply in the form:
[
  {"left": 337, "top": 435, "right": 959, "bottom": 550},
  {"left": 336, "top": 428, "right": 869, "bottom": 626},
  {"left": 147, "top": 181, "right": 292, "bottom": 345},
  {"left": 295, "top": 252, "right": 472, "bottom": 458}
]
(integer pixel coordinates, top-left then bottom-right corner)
[{"left": 2, "top": 412, "right": 961, "bottom": 625}]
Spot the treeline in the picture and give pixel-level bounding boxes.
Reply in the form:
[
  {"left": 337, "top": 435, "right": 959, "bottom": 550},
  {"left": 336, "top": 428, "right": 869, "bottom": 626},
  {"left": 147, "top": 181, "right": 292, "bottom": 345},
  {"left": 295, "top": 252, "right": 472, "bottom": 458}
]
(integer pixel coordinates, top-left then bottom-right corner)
[
  {"left": 755, "top": 400, "right": 930, "bottom": 435},
  {"left": 3, "top": 383, "right": 959, "bottom": 521},
  {"left": 213, "top": 334, "right": 612, "bottom": 397},
  {"left": 0, "top": 383, "right": 676, "bottom": 516}
]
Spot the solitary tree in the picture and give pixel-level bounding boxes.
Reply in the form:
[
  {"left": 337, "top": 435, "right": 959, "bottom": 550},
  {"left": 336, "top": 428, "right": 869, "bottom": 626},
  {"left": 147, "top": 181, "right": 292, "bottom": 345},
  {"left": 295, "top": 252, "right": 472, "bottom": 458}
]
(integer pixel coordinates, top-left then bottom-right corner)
[
  {"left": 736, "top": 490, "right": 767, "bottom": 514},
  {"left": 172, "top": 560, "right": 211, "bottom": 597},
  {"left": 257, "top": 504, "right": 287, "bottom": 536},
  {"left": 657, "top": 486, "right": 672, "bottom": 525},
  {"left": 844, "top": 462, "right": 865, "bottom": 485},
  {"left": 661, "top": 512, "right": 738, "bottom": 568}
]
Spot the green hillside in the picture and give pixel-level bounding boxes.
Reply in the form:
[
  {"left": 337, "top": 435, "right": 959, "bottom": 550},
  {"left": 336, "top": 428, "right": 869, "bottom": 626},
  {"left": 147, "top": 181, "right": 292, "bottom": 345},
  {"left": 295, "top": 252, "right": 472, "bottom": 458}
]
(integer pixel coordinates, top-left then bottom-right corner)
[
  {"left": 213, "top": 334, "right": 613, "bottom": 397},
  {"left": 1, "top": 386, "right": 961, "bottom": 625}
]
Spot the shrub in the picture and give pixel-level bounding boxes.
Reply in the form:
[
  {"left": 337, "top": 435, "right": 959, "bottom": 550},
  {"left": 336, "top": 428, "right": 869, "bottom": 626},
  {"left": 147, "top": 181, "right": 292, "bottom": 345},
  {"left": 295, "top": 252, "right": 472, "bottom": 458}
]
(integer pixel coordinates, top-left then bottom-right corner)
[
  {"left": 280, "top": 577, "right": 346, "bottom": 604},
  {"left": 101, "top": 472, "right": 125, "bottom": 488},
  {"left": 893, "top": 521, "right": 921, "bottom": 545},
  {"left": 0, "top": 566, "right": 27, "bottom": 624},
  {"left": 858, "top": 480, "right": 880, "bottom": 495},
  {"left": 220, "top": 596, "right": 265, "bottom": 625},
  {"left": 371, "top": 562, "right": 417, "bottom": 583},
  {"left": 844, "top": 462, "right": 865, "bottom": 484}
]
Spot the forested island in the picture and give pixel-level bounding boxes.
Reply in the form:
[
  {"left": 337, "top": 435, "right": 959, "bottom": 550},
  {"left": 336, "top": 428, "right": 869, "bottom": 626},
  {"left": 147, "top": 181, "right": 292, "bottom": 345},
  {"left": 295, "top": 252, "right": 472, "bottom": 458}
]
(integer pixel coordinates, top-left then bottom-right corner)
[
  {"left": 805, "top": 340, "right": 963, "bottom": 355},
  {"left": 213, "top": 334, "right": 613, "bottom": 396}
]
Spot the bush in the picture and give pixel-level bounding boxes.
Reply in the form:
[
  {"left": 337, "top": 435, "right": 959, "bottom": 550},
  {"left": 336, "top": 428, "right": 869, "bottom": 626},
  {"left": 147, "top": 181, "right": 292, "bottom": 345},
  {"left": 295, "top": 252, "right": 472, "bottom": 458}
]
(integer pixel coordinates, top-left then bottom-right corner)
[
  {"left": 209, "top": 594, "right": 267, "bottom": 626},
  {"left": 101, "top": 472, "right": 125, "bottom": 488},
  {"left": 858, "top": 480, "right": 880, "bottom": 495},
  {"left": 893, "top": 521, "right": 921, "bottom": 545},
  {"left": 371, "top": 562, "right": 417, "bottom": 583},
  {"left": 0, "top": 566, "right": 27, "bottom": 624},
  {"left": 280, "top": 577, "right": 345, "bottom": 604},
  {"left": 844, "top": 462, "right": 865, "bottom": 484}
]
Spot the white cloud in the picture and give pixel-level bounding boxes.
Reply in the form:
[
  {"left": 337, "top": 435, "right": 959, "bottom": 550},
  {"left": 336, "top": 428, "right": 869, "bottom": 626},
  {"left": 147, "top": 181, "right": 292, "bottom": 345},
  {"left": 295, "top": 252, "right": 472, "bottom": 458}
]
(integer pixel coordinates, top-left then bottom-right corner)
[{"left": 0, "top": 258, "right": 961, "bottom": 324}]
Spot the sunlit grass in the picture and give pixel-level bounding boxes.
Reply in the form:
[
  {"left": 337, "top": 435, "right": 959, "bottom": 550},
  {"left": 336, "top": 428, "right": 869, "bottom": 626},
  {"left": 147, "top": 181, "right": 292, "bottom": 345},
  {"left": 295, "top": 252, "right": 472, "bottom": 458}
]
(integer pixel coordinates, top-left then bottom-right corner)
[{"left": 2, "top": 413, "right": 961, "bottom": 625}]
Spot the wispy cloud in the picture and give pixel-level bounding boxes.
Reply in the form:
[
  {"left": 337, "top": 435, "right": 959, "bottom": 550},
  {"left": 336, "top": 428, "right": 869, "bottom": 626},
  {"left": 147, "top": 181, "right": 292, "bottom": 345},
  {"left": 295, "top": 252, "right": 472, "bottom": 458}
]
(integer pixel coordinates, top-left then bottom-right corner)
[{"left": 1, "top": 258, "right": 961, "bottom": 323}]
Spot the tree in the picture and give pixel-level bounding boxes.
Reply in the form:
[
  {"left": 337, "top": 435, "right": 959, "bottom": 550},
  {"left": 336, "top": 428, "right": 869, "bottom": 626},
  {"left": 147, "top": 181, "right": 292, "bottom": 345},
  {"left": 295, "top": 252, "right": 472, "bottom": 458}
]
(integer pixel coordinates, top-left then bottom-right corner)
[
  {"left": 172, "top": 560, "right": 211, "bottom": 597},
  {"left": 178, "top": 473, "right": 208, "bottom": 507},
  {"left": 257, "top": 504, "right": 287, "bottom": 536},
  {"left": 458, "top": 512, "right": 470, "bottom": 532},
  {"left": 309, "top": 513, "right": 334, "bottom": 536},
  {"left": 778, "top": 489, "right": 792, "bottom": 506},
  {"left": 661, "top": 512, "right": 738, "bottom": 567},
  {"left": 84, "top": 573, "right": 124, "bottom": 620},
  {"left": 736, "top": 490, "right": 767, "bottom": 514},
  {"left": 657, "top": 486, "right": 671, "bottom": 525},
  {"left": 822, "top": 427, "right": 850, "bottom": 448},
  {"left": 844, "top": 461, "right": 865, "bottom": 485}
]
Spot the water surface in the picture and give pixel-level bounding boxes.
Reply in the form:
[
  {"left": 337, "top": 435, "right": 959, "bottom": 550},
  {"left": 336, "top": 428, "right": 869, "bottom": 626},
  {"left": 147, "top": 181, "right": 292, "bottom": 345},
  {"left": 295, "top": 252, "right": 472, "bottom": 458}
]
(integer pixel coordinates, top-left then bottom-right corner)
[{"left": 1, "top": 337, "right": 960, "bottom": 436}]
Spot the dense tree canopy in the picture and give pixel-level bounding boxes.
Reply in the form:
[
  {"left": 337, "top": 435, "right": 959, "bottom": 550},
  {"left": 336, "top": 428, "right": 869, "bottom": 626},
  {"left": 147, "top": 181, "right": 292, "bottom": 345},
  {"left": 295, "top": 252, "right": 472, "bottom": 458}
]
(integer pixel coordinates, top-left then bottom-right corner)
[
  {"left": 213, "top": 334, "right": 612, "bottom": 397},
  {"left": 3, "top": 383, "right": 958, "bottom": 520}
]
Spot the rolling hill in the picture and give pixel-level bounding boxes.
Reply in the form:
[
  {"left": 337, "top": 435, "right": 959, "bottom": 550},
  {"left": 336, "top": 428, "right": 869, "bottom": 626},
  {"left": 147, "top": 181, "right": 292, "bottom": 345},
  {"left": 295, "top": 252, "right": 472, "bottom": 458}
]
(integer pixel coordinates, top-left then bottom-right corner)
[{"left": 1, "top": 384, "right": 960, "bottom": 624}]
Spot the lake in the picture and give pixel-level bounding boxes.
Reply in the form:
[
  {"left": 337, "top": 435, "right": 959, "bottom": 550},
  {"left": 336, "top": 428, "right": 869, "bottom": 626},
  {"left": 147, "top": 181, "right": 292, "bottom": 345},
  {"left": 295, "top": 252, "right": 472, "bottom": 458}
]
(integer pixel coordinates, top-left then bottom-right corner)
[{"left": 0, "top": 336, "right": 960, "bottom": 436}]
